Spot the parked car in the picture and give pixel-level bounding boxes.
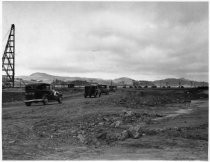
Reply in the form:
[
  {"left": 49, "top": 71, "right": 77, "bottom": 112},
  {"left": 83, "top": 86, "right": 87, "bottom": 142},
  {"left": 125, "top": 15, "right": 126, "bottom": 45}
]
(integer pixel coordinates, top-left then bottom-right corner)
[
  {"left": 84, "top": 85, "right": 101, "bottom": 98},
  {"left": 98, "top": 84, "right": 109, "bottom": 95},
  {"left": 24, "top": 83, "right": 63, "bottom": 106}
]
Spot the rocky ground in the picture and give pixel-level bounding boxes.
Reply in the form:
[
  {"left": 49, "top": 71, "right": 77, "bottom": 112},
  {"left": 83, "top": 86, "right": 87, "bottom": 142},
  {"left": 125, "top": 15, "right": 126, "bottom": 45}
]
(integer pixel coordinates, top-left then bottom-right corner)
[{"left": 2, "top": 88, "right": 208, "bottom": 160}]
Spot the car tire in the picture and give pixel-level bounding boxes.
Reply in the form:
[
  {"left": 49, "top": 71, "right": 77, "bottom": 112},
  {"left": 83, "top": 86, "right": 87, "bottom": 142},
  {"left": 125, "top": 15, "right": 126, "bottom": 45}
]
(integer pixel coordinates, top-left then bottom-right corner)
[
  {"left": 58, "top": 97, "right": 62, "bottom": 104},
  {"left": 43, "top": 98, "right": 48, "bottom": 105},
  {"left": 25, "top": 102, "right": 31, "bottom": 106},
  {"left": 94, "top": 92, "right": 98, "bottom": 98}
]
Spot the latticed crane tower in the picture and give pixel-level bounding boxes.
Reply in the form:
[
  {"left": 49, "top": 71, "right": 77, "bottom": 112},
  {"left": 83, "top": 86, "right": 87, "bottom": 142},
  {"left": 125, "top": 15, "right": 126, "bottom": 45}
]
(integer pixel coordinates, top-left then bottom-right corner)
[{"left": 2, "top": 24, "right": 15, "bottom": 87}]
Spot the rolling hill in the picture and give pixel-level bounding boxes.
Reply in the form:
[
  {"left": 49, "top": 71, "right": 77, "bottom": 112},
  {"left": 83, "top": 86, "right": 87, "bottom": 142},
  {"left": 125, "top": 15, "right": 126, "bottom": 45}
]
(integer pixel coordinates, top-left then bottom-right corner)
[{"left": 16, "top": 72, "right": 208, "bottom": 87}]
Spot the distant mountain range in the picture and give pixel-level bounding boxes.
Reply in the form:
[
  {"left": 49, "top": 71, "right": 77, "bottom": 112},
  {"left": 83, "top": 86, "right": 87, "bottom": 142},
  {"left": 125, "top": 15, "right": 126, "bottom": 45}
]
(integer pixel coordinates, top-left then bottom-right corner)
[
  {"left": 18, "top": 72, "right": 112, "bottom": 85},
  {"left": 16, "top": 72, "right": 208, "bottom": 87}
]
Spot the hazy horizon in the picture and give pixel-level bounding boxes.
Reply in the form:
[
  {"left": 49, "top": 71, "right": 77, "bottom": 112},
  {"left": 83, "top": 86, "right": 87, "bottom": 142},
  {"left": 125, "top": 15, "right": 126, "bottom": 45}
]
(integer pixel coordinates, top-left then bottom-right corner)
[
  {"left": 3, "top": 2, "right": 209, "bottom": 82},
  {"left": 15, "top": 71, "right": 208, "bottom": 83}
]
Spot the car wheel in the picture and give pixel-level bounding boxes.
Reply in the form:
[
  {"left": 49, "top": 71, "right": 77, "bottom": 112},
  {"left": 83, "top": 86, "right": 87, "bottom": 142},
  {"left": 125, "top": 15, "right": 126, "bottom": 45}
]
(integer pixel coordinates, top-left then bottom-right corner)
[
  {"left": 94, "top": 92, "right": 98, "bottom": 98},
  {"left": 43, "top": 98, "right": 48, "bottom": 105},
  {"left": 25, "top": 102, "right": 31, "bottom": 106},
  {"left": 58, "top": 97, "right": 62, "bottom": 104}
]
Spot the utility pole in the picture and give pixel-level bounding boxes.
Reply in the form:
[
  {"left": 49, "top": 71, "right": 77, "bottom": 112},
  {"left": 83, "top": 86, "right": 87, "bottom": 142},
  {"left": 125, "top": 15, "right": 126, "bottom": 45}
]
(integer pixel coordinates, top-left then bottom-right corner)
[{"left": 2, "top": 24, "right": 15, "bottom": 87}]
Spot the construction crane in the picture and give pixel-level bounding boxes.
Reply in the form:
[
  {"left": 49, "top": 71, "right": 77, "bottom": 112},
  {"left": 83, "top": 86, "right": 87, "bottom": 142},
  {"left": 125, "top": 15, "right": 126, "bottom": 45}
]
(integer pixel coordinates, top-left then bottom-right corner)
[{"left": 2, "top": 24, "right": 15, "bottom": 88}]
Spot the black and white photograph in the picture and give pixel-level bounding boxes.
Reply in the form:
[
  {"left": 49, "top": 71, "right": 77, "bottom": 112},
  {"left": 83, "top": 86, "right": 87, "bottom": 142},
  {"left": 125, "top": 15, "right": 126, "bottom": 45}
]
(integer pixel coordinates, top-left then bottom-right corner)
[{"left": 2, "top": 1, "right": 209, "bottom": 160}]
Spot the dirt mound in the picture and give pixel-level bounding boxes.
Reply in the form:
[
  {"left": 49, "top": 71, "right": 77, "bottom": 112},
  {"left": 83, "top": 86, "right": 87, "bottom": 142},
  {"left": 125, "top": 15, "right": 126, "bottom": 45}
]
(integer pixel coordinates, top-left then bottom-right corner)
[
  {"left": 33, "top": 111, "right": 162, "bottom": 146},
  {"left": 114, "top": 89, "right": 208, "bottom": 108},
  {"left": 33, "top": 109, "right": 207, "bottom": 148},
  {"left": 94, "top": 90, "right": 185, "bottom": 108}
]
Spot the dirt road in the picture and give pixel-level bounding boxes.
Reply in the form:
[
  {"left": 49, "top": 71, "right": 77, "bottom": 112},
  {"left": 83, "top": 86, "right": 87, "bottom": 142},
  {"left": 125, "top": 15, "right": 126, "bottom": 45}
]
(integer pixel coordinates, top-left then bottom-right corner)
[{"left": 2, "top": 89, "right": 208, "bottom": 160}]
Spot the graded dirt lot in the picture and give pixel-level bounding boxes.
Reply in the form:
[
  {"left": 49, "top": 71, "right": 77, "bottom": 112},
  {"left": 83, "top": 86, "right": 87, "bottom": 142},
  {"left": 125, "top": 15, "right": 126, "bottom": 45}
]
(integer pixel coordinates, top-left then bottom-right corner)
[{"left": 2, "top": 88, "right": 208, "bottom": 160}]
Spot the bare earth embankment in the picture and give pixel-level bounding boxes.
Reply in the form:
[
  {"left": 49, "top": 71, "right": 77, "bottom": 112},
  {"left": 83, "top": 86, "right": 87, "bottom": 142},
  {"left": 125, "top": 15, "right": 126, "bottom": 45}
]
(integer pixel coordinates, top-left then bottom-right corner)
[{"left": 2, "top": 88, "right": 208, "bottom": 160}]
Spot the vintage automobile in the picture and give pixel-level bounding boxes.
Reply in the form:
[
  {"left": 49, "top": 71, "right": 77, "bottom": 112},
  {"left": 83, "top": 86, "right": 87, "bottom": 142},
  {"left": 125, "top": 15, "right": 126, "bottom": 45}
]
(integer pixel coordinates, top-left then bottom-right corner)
[
  {"left": 84, "top": 85, "right": 101, "bottom": 98},
  {"left": 98, "top": 84, "right": 109, "bottom": 95},
  {"left": 24, "top": 83, "right": 63, "bottom": 106}
]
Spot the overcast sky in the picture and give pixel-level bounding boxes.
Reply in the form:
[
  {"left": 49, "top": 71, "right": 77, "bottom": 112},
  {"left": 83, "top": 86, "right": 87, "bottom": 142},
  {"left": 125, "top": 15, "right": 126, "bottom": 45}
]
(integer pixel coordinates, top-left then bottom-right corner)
[{"left": 3, "top": 2, "right": 209, "bottom": 81}]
